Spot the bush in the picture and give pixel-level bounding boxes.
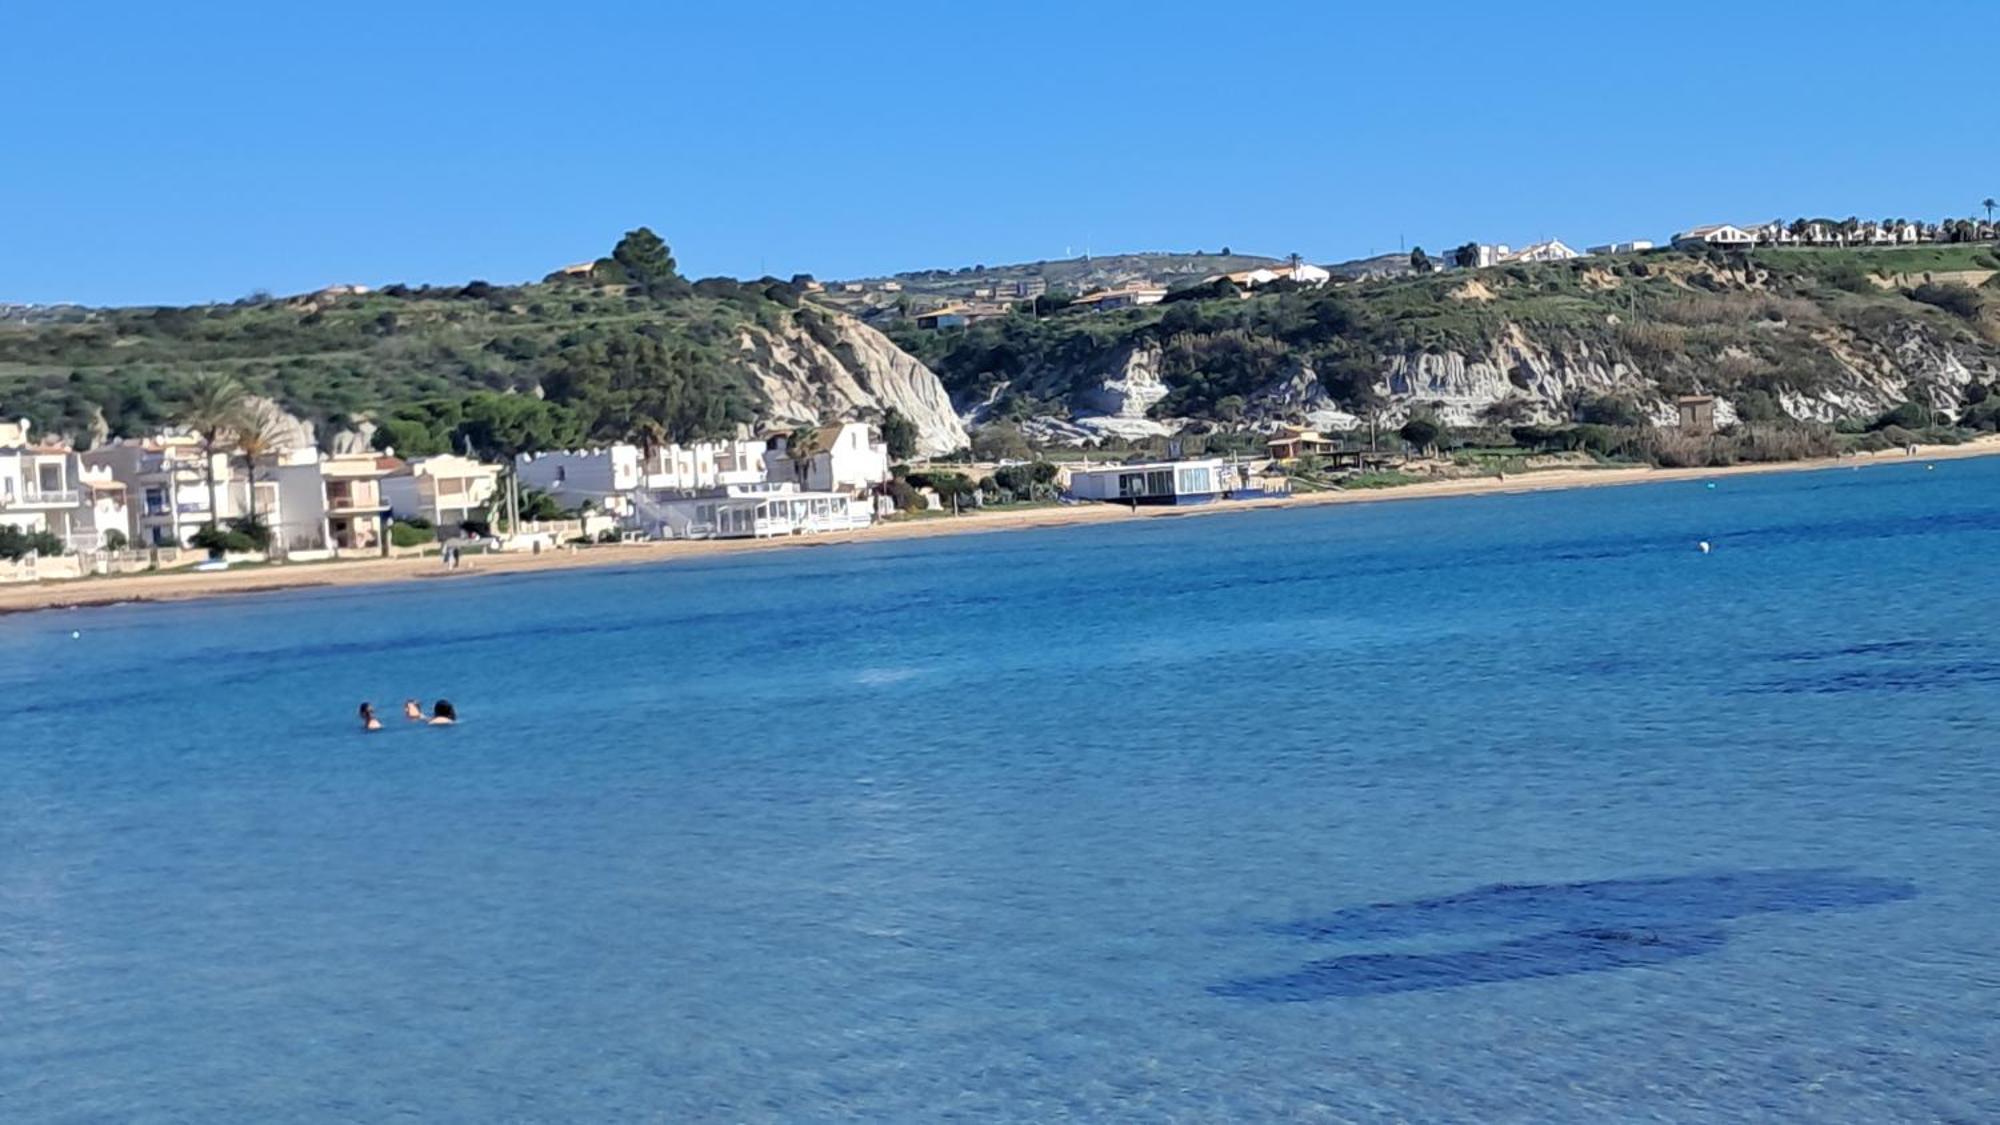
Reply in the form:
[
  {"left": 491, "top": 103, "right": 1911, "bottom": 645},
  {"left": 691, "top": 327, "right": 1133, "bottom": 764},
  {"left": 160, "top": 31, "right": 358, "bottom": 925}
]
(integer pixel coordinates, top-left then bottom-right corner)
[
  {"left": 1908, "top": 282, "right": 1984, "bottom": 320},
  {"left": 0, "top": 526, "right": 65, "bottom": 560},
  {"left": 389, "top": 522, "right": 436, "bottom": 548},
  {"left": 459, "top": 517, "right": 492, "bottom": 538},
  {"left": 190, "top": 523, "right": 258, "bottom": 555},
  {"left": 227, "top": 516, "right": 271, "bottom": 551},
  {"left": 1870, "top": 401, "right": 1932, "bottom": 431},
  {"left": 596, "top": 528, "right": 621, "bottom": 543},
  {"left": 103, "top": 529, "right": 128, "bottom": 552}
]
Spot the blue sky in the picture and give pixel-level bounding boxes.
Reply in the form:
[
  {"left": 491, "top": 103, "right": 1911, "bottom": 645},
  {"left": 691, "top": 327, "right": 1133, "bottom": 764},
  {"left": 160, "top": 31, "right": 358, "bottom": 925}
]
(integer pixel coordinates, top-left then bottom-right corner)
[{"left": 4, "top": 0, "right": 1994, "bottom": 307}]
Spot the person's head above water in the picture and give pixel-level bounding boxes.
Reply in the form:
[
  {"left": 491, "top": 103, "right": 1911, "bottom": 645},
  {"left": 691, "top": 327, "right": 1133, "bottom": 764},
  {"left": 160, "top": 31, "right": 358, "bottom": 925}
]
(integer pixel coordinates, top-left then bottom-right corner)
[
  {"left": 403, "top": 699, "right": 423, "bottom": 720},
  {"left": 429, "top": 699, "right": 457, "bottom": 724},
  {"left": 359, "top": 702, "right": 381, "bottom": 730},
  {"left": 358, "top": 702, "right": 375, "bottom": 719}
]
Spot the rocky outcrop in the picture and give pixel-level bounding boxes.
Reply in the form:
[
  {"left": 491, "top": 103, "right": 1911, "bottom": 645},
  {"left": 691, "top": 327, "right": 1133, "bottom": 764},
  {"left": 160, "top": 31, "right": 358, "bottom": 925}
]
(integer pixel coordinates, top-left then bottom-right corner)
[
  {"left": 736, "top": 315, "right": 968, "bottom": 456},
  {"left": 1059, "top": 343, "right": 1176, "bottom": 439}
]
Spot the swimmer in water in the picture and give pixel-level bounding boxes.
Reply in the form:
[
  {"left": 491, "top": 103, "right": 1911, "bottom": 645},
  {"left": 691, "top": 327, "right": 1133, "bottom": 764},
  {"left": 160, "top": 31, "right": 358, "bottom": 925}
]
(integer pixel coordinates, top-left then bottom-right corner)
[
  {"left": 403, "top": 699, "right": 424, "bottom": 722},
  {"left": 429, "top": 699, "right": 457, "bottom": 726},
  {"left": 359, "top": 702, "right": 382, "bottom": 732}
]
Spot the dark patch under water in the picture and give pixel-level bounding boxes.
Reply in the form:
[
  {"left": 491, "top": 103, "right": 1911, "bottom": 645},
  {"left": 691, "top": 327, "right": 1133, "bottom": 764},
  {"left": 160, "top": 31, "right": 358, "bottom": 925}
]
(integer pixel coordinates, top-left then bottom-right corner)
[{"left": 1215, "top": 870, "right": 1916, "bottom": 1001}]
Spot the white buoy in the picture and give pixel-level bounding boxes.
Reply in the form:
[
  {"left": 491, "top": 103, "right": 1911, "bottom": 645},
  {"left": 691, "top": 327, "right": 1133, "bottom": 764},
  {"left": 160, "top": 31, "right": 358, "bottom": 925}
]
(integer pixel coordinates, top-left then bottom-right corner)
[
  {"left": 1698, "top": 541, "right": 1711, "bottom": 554},
  {"left": 70, "top": 630, "right": 80, "bottom": 639}
]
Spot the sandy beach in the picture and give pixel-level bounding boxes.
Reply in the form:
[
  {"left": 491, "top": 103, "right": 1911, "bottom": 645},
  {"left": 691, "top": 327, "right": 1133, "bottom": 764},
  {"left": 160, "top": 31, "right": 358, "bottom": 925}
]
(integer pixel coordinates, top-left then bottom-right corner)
[{"left": 5, "top": 438, "right": 1995, "bottom": 616}]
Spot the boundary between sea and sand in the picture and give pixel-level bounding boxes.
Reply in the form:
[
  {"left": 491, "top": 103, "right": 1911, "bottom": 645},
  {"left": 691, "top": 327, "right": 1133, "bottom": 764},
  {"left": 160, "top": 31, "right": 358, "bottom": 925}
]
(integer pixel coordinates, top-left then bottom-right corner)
[{"left": 5, "top": 438, "right": 1996, "bottom": 618}]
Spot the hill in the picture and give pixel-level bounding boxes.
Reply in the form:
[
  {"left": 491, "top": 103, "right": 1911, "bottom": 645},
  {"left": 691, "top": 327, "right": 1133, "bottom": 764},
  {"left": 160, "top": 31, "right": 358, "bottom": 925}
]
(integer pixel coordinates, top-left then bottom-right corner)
[
  {"left": 6, "top": 235, "right": 1999, "bottom": 470},
  {"left": 888, "top": 243, "right": 2000, "bottom": 453},
  {"left": 0, "top": 230, "right": 968, "bottom": 457}
]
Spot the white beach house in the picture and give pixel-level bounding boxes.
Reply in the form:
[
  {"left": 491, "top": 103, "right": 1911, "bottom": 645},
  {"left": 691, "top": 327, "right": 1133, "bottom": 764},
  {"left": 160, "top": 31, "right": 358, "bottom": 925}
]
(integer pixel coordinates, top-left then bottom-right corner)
[
  {"left": 1066, "top": 459, "right": 1233, "bottom": 506},
  {"left": 85, "top": 436, "right": 243, "bottom": 547},
  {"left": 633, "top": 482, "right": 873, "bottom": 540},
  {"left": 762, "top": 422, "right": 890, "bottom": 496},
  {"left": 382, "top": 453, "right": 502, "bottom": 532},
  {"left": 0, "top": 419, "right": 99, "bottom": 550},
  {"left": 515, "top": 438, "right": 771, "bottom": 511},
  {"left": 269, "top": 454, "right": 390, "bottom": 554}
]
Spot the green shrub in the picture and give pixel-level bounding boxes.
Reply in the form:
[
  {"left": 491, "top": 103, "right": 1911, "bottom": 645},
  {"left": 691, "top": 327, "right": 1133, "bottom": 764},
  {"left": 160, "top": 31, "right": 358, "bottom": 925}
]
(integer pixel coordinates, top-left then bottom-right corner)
[
  {"left": 190, "top": 523, "right": 257, "bottom": 555},
  {"left": 1870, "top": 401, "right": 1932, "bottom": 431},
  {"left": 0, "top": 526, "right": 65, "bottom": 560},
  {"left": 389, "top": 522, "right": 436, "bottom": 548},
  {"left": 103, "top": 529, "right": 128, "bottom": 551}
]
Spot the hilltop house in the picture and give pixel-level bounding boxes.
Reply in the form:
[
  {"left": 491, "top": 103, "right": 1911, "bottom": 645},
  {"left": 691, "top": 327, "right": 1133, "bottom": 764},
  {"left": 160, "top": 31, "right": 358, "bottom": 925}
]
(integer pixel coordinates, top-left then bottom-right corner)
[
  {"left": 1070, "top": 285, "right": 1168, "bottom": 312},
  {"left": 1205, "top": 263, "right": 1332, "bottom": 289},
  {"left": 1505, "top": 239, "right": 1584, "bottom": 263},
  {"left": 381, "top": 453, "right": 502, "bottom": 533},
  {"left": 1586, "top": 240, "right": 1655, "bottom": 255},
  {"left": 1672, "top": 224, "right": 1758, "bottom": 250},
  {"left": 914, "top": 303, "right": 1008, "bottom": 329},
  {"left": 763, "top": 422, "right": 889, "bottom": 496}
]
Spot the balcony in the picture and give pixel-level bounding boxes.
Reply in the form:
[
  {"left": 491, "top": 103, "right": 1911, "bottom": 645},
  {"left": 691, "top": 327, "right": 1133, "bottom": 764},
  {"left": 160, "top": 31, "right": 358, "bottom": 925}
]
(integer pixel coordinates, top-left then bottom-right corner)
[{"left": 0, "top": 488, "right": 82, "bottom": 509}]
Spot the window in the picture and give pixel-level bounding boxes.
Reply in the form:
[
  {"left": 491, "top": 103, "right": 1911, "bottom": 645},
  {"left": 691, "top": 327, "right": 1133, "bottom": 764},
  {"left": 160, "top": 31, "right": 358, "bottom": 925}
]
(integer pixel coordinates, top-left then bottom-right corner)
[
  {"left": 1146, "top": 469, "right": 1172, "bottom": 495},
  {"left": 1117, "top": 473, "right": 1145, "bottom": 498},
  {"left": 1177, "top": 467, "right": 1212, "bottom": 494}
]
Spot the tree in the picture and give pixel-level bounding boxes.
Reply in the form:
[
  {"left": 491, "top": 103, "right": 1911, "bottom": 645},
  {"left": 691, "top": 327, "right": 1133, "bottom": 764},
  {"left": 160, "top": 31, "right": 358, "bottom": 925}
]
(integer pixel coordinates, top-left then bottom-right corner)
[
  {"left": 174, "top": 373, "right": 247, "bottom": 526},
  {"left": 1409, "top": 247, "right": 1433, "bottom": 274},
  {"left": 1399, "top": 416, "right": 1442, "bottom": 455},
  {"left": 0, "top": 526, "right": 65, "bottom": 561},
  {"left": 1985, "top": 198, "right": 1997, "bottom": 225},
  {"left": 606, "top": 227, "right": 690, "bottom": 299},
  {"left": 230, "top": 400, "right": 292, "bottom": 536},
  {"left": 881, "top": 408, "right": 919, "bottom": 461},
  {"left": 1452, "top": 242, "right": 1481, "bottom": 270},
  {"left": 970, "top": 422, "right": 1033, "bottom": 462},
  {"left": 785, "top": 424, "right": 821, "bottom": 486}
]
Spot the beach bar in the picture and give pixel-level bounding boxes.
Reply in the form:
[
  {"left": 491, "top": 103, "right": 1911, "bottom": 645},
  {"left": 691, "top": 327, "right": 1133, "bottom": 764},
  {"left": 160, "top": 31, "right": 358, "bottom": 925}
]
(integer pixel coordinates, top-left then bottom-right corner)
[{"left": 1066, "top": 459, "right": 1231, "bottom": 506}]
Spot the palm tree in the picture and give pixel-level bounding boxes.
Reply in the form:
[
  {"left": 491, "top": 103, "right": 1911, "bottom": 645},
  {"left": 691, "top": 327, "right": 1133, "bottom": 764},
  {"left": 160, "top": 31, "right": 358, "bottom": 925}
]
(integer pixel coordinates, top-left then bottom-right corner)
[
  {"left": 175, "top": 373, "right": 247, "bottom": 527},
  {"left": 230, "top": 401, "right": 291, "bottom": 543},
  {"left": 786, "top": 424, "right": 821, "bottom": 487},
  {"left": 1984, "top": 198, "right": 1996, "bottom": 225}
]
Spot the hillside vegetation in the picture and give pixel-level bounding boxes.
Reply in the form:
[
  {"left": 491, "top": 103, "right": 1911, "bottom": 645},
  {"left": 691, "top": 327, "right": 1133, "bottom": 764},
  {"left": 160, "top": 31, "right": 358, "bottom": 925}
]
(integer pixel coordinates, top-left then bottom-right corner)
[
  {"left": 0, "top": 230, "right": 888, "bottom": 456},
  {"left": 892, "top": 243, "right": 2000, "bottom": 439}
]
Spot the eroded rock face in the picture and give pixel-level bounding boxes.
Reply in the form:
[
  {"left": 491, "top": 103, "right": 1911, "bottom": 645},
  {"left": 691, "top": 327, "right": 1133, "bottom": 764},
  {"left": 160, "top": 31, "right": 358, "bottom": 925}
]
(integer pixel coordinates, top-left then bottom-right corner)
[{"left": 738, "top": 316, "right": 968, "bottom": 456}]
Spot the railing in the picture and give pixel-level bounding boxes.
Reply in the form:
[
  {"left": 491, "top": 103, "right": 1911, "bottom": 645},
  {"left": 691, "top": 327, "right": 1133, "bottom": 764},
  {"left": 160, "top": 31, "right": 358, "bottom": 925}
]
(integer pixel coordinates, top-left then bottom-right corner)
[{"left": 0, "top": 488, "right": 82, "bottom": 508}]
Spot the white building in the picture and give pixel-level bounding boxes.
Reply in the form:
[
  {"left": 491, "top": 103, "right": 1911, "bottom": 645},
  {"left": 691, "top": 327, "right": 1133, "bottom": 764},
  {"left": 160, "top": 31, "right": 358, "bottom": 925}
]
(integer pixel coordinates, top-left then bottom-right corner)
[
  {"left": 85, "top": 436, "right": 244, "bottom": 547},
  {"left": 1070, "top": 285, "right": 1169, "bottom": 311},
  {"left": 632, "top": 482, "right": 873, "bottom": 540},
  {"left": 763, "top": 422, "right": 889, "bottom": 496},
  {"left": 1672, "top": 224, "right": 1759, "bottom": 250},
  {"left": 1066, "top": 459, "right": 1234, "bottom": 505},
  {"left": 0, "top": 419, "right": 97, "bottom": 550},
  {"left": 269, "top": 454, "right": 389, "bottom": 554},
  {"left": 382, "top": 453, "right": 502, "bottom": 532},
  {"left": 1505, "top": 239, "right": 1585, "bottom": 263},
  {"left": 1587, "top": 239, "right": 1655, "bottom": 255},
  {"left": 516, "top": 438, "right": 771, "bottom": 510}
]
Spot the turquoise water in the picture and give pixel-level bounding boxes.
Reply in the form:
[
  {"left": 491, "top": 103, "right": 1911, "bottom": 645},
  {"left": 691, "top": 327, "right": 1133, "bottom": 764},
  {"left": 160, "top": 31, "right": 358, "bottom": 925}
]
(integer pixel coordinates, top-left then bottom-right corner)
[{"left": 6, "top": 461, "right": 2000, "bottom": 1121}]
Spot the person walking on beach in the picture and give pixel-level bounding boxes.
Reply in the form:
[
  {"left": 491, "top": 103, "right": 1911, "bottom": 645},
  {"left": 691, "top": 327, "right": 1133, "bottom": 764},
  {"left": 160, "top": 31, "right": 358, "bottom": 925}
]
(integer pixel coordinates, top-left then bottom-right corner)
[{"left": 358, "top": 703, "right": 382, "bottom": 732}]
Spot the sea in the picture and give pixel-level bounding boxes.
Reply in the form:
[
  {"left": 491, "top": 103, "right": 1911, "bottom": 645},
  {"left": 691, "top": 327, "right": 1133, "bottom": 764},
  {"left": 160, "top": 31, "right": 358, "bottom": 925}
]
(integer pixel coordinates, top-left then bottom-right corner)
[{"left": 5, "top": 459, "right": 2000, "bottom": 1122}]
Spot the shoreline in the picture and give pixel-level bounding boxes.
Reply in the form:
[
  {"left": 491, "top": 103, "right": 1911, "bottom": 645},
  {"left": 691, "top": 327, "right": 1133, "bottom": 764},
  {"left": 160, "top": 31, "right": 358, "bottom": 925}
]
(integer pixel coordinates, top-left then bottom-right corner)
[{"left": 5, "top": 438, "right": 1996, "bottom": 617}]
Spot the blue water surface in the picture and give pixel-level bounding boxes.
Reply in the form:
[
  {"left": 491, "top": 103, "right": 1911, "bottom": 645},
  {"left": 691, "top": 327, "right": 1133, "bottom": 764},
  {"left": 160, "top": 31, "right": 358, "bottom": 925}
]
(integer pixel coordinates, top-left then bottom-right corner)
[{"left": 5, "top": 461, "right": 2000, "bottom": 1122}]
